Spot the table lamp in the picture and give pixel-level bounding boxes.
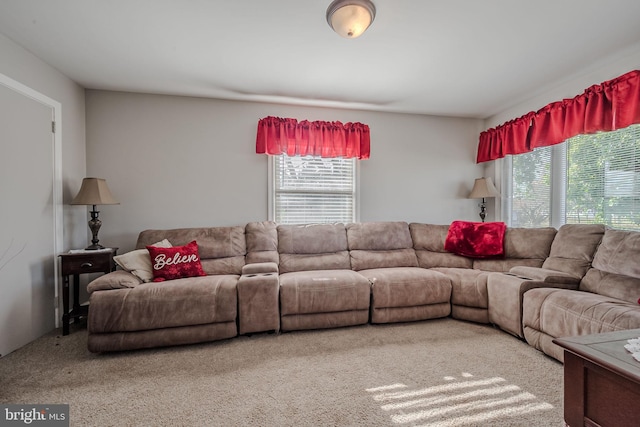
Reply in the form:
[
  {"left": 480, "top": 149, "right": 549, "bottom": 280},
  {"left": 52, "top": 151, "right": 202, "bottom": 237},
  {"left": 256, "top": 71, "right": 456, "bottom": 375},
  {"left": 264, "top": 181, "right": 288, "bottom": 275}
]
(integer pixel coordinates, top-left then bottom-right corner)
[
  {"left": 468, "top": 177, "right": 499, "bottom": 222},
  {"left": 71, "top": 177, "right": 119, "bottom": 250}
]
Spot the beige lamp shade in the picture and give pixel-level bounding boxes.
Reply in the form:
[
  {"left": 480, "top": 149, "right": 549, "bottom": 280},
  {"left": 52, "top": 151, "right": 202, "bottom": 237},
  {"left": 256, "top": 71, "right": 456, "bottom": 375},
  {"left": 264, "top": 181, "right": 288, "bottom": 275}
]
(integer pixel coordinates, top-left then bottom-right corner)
[
  {"left": 326, "top": 0, "right": 376, "bottom": 38},
  {"left": 71, "top": 178, "right": 119, "bottom": 206},
  {"left": 468, "top": 177, "right": 500, "bottom": 199}
]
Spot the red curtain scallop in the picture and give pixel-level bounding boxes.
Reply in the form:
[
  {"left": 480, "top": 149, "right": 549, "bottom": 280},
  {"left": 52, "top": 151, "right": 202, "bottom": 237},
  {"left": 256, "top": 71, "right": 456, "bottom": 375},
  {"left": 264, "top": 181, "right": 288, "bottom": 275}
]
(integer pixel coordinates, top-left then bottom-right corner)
[
  {"left": 256, "top": 116, "right": 370, "bottom": 159},
  {"left": 477, "top": 70, "right": 640, "bottom": 163}
]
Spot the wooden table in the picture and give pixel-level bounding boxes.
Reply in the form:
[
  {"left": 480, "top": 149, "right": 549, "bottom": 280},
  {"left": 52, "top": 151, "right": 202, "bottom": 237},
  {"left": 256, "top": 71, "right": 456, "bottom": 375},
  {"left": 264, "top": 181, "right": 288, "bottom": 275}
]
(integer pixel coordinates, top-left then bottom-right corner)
[
  {"left": 554, "top": 329, "right": 640, "bottom": 427},
  {"left": 59, "top": 248, "right": 117, "bottom": 335}
]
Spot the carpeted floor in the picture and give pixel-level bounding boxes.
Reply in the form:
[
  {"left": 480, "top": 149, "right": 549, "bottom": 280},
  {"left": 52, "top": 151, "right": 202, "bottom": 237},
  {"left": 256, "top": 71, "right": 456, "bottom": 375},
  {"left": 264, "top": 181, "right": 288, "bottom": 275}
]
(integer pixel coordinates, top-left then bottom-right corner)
[{"left": 0, "top": 318, "right": 564, "bottom": 426}]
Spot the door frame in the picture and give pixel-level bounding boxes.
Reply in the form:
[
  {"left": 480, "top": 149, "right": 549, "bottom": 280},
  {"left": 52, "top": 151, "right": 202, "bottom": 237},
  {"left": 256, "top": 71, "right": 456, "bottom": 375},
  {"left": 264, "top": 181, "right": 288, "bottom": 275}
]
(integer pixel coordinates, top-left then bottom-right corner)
[{"left": 0, "top": 72, "right": 63, "bottom": 327}]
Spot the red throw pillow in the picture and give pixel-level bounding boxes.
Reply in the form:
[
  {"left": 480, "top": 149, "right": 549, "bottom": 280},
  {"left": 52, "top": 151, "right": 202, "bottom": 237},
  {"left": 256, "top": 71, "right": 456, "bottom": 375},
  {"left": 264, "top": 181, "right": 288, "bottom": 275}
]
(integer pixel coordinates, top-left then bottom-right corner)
[
  {"left": 444, "top": 220, "right": 506, "bottom": 258},
  {"left": 147, "top": 240, "right": 206, "bottom": 282}
]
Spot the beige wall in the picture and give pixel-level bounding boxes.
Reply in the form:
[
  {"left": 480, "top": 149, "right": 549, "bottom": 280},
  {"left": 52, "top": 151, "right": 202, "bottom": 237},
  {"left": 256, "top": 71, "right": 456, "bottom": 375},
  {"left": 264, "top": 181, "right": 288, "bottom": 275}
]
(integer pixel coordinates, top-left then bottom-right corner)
[{"left": 86, "top": 90, "right": 484, "bottom": 252}]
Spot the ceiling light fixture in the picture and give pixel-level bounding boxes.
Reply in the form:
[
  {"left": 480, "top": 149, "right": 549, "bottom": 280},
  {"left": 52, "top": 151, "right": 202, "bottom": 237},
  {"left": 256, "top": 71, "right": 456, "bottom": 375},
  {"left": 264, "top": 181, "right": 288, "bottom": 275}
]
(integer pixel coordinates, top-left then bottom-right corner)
[{"left": 326, "top": 0, "right": 376, "bottom": 39}]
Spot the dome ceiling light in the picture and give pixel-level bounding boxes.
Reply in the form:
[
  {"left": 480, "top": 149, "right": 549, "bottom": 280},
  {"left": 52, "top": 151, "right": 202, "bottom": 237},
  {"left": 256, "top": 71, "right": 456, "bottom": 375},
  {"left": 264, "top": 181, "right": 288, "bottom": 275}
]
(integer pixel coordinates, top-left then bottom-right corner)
[{"left": 326, "top": 0, "right": 376, "bottom": 39}]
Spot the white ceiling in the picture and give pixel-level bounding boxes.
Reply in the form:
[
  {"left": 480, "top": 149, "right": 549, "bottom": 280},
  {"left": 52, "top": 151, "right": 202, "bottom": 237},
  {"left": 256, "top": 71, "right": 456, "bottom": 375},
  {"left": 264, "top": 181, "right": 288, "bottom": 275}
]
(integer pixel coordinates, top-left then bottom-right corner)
[{"left": 1, "top": 0, "right": 640, "bottom": 119}]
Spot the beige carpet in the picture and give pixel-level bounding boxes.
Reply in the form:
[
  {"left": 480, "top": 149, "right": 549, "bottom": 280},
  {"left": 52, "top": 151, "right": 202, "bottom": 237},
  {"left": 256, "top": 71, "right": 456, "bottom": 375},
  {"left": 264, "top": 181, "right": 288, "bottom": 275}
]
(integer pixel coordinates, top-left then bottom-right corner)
[{"left": 0, "top": 318, "right": 564, "bottom": 426}]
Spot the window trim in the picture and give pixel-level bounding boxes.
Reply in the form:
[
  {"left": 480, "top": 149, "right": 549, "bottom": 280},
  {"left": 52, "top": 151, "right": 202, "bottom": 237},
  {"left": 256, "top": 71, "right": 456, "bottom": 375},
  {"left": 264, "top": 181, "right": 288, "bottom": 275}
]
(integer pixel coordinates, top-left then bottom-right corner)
[{"left": 267, "top": 155, "right": 361, "bottom": 223}]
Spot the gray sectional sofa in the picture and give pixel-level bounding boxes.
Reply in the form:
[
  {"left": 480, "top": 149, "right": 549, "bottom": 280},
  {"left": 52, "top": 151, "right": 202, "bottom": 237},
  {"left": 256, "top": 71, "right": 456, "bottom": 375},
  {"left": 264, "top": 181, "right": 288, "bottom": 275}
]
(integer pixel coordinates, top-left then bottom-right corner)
[{"left": 86, "top": 221, "right": 640, "bottom": 362}]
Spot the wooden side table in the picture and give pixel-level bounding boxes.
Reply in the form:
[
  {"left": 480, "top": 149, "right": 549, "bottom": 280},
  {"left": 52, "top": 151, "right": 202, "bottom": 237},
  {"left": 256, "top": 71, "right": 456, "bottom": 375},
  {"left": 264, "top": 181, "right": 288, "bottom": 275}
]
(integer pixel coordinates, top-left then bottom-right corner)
[
  {"left": 59, "top": 248, "right": 118, "bottom": 335},
  {"left": 554, "top": 329, "right": 640, "bottom": 427}
]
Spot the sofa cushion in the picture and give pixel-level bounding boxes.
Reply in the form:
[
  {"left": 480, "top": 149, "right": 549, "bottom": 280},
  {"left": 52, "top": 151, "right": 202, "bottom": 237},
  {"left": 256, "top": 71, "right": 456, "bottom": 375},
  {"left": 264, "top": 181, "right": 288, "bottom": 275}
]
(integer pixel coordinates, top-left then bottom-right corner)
[
  {"left": 241, "top": 262, "right": 279, "bottom": 275},
  {"left": 88, "top": 275, "right": 238, "bottom": 333},
  {"left": 349, "top": 248, "right": 418, "bottom": 270},
  {"left": 147, "top": 240, "right": 206, "bottom": 282},
  {"left": 113, "top": 239, "right": 172, "bottom": 282},
  {"left": 346, "top": 222, "right": 418, "bottom": 270},
  {"left": 471, "top": 227, "right": 556, "bottom": 272},
  {"left": 434, "top": 268, "right": 489, "bottom": 309},
  {"left": 277, "top": 224, "right": 351, "bottom": 273},
  {"left": 502, "top": 227, "right": 557, "bottom": 259},
  {"left": 541, "top": 224, "right": 605, "bottom": 278},
  {"left": 580, "top": 268, "right": 640, "bottom": 304},
  {"left": 87, "top": 270, "right": 142, "bottom": 293},
  {"left": 278, "top": 223, "right": 348, "bottom": 254},
  {"left": 279, "top": 269, "right": 370, "bottom": 315},
  {"left": 410, "top": 223, "right": 472, "bottom": 269},
  {"left": 347, "top": 221, "right": 413, "bottom": 250},
  {"left": 245, "top": 221, "right": 279, "bottom": 264},
  {"left": 473, "top": 257, "right": 546, "bottom": 273},
  {"left": 523, "top": 287, "right": 640, "bottom": 340},
  {"left": 507, "top": 266, "right": 581, "bottom": 285},
  {"left": 591, "top": 228, "right": 640, "bottom": 279},
  {"left": 136, "top": 226, "right": 246, "bottom": 275},
  {"left": 359, "top": 267, "right": 451, "bottom": 308}
]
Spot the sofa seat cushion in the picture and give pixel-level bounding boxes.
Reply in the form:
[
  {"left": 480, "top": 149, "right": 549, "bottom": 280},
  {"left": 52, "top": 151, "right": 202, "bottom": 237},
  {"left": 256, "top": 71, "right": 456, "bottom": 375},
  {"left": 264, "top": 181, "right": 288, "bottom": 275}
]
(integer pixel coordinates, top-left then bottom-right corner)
[
  {"left": 433, "top": 268, "right": 489, "bottom": 309},
  {"left": 523, "top": 288, "right": 640, "bottom": 341},
  {"left": 358, "top": 267, "right": 451, "bottom": 309},
  {"left": 279, "top": 270, "right": 370, "bottom": 316},
  {"left": 88, "top": 275, "right": 238, "bottom": 333}
]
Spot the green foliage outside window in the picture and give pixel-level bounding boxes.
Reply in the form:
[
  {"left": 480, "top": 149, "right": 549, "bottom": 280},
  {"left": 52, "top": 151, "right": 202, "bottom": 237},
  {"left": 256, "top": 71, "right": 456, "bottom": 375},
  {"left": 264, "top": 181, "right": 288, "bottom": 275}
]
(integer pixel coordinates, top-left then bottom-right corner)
[{"left": 509, "top": 124, "right": 640, "bottom": 231}]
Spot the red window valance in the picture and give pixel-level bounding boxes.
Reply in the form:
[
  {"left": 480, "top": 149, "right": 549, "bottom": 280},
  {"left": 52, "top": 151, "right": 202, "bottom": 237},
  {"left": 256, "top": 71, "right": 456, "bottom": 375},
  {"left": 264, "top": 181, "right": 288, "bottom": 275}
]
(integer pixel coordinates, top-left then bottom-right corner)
[
  {"left": 477, "top": 70, "right": 640, "bottom": 163},
  {"left": 256, "top": 116, "right": 370, "bottom": 159}
]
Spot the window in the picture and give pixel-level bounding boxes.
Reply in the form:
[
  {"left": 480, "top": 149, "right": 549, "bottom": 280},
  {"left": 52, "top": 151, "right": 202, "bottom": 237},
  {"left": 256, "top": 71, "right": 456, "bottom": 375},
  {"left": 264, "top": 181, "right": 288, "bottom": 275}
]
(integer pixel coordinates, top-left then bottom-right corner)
[
  {"left": 504, "top": 124, "right": 640, "bottom": 230},
  {"left": 270, "top": 154, "right": 357, "bottom": 224},
  {"left": 503, "top": 146, "right": 553, "bottom": 227}
]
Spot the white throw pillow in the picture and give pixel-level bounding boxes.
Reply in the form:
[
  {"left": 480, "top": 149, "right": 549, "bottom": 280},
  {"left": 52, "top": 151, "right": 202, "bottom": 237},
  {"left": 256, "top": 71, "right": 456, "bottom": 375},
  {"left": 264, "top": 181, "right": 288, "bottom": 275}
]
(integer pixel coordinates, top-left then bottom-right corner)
[{"left": 113, "top": 239, "right": 172, "bottom": 282}]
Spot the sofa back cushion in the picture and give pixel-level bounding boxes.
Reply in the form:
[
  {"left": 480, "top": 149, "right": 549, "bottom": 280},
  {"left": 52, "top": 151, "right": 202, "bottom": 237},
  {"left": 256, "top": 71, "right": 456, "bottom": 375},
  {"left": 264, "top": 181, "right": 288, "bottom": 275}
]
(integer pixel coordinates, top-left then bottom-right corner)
[
  {"left": 245, "top": 221, "right": 279, "bottom": 265},
  {"left": 277, "top": 223, "right": 350, "bottom": 273},
  {"left": 591, "top": 228, "right": 640, "bottom": 278},
  {"left": 346, "top": 221, "right": 418, "bottom": 270},
  {"left": 580, "top": 228, "right": 640, "bottom": 303},
  {"left": 473, "top": 227, "right": 557, "bottom": 272},
  {"left": 409, "top": 223, "right": 472, "bottom": 268},
  {"left": 136, "top": 226, "right": 246, "bottom": 275},
  {"left": 541, "top": 224, "right": 605, "bottom": 278}
]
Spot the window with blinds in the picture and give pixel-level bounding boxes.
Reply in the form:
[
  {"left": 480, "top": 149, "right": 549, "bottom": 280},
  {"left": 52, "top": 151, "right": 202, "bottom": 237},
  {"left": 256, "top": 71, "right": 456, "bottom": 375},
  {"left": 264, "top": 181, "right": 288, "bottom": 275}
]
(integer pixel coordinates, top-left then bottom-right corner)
[
  {"left": 272, "top": 154, "right": 357, "bottom": 224},
  {"left": 566, "top": 125, "right": 640, "bottom": 230},
  {"left": 504, "top": 123, "right": 640, "bottom": 231},
  {"left": 506, "top": 146, "right": 552, "bottom": 227}
]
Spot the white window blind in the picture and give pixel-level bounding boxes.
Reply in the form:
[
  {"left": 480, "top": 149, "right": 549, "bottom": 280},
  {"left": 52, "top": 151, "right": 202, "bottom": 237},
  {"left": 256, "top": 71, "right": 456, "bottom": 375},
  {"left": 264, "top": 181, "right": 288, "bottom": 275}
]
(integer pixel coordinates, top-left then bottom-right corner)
[
  {"left": 507, "top": 146, "right": 552, "bottom": 227},
  {"left": 566, "top": 125, "right": 640, "bottom": 230},
  {"left": 504, "top": 123, "right": 640, "bottom": 231},
  {"left": 272, "top": 154, "right": 356, "bottom": 224}
]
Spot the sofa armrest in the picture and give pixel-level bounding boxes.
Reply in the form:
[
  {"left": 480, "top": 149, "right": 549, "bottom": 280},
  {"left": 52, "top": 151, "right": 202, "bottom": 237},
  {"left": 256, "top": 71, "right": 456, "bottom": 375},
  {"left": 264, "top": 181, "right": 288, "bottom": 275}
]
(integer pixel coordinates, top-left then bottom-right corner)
[
  {"left": 508, "top": 266, "right": 581, "bottom": 285},
  {"left": 242, "top": 262, "right": 279, "bottom": 275},
  {"left": 520, "top": 279, "right": 580, "bottom": 294},
  {"left": 87, "top": 270, "right": 142, "bottom": 294}
]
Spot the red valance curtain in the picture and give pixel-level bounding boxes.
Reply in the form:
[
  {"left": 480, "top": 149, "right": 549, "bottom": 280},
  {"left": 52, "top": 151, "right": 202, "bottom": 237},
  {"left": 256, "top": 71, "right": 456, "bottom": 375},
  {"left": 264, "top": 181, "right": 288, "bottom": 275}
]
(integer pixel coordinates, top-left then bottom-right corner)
[
  {"left": 477, "top": 70, "right": 640, "bottom": 163},
  {"left": 256, "top": 116, "right": 370, "bottom": 159}
]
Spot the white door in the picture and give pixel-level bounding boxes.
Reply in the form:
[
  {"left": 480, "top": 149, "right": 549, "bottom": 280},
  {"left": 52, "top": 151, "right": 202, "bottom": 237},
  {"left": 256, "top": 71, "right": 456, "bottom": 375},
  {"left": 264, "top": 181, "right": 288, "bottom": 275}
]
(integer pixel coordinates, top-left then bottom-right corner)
[{"left": 0, "top": 81, "right": 56, "bottom": 357}]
